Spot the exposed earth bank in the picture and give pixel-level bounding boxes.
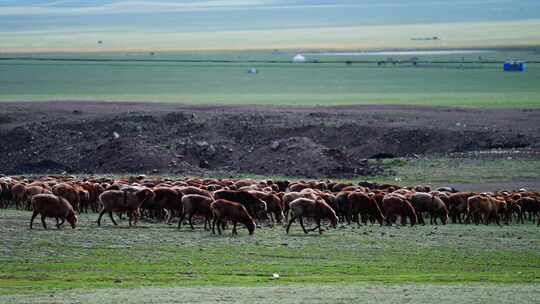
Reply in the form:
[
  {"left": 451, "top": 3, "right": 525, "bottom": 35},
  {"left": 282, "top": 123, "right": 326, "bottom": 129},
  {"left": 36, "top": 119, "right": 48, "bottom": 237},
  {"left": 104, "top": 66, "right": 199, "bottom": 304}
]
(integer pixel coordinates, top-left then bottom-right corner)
[{"left": 0, "top": 102, "right": 539, "bottom": 178}]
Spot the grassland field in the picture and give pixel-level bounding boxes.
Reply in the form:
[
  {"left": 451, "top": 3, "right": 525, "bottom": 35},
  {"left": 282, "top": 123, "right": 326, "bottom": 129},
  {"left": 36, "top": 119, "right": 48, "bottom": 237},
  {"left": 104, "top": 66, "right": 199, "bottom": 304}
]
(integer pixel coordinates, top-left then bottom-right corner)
[
  {"left": 1, "top": 49, "right": 539, "bottom": 107},
  {"left": 0, "top": 208, "right": 539, "bottom": 303}
]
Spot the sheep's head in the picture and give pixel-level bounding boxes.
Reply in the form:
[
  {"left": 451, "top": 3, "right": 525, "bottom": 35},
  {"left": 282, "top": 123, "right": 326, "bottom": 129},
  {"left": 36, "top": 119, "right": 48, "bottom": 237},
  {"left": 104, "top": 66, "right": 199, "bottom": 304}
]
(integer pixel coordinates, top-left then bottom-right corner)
[{"left": 67, "top": 212, "right": 78, "bottom": 229}]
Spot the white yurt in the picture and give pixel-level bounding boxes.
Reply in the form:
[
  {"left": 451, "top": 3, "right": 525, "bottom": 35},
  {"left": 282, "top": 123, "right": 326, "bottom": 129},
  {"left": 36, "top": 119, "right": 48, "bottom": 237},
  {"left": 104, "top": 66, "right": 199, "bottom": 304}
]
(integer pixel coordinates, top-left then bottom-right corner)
[{"left": 293, "top": 54, "right": 306, "bottom": 63}]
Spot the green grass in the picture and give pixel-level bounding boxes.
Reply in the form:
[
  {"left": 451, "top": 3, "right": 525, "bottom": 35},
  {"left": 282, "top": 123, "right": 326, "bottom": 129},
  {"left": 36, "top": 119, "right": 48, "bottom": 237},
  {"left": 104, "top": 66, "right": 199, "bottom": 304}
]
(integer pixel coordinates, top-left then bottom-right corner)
[
  {"left": 369, "top": 157, "right": 540, "bottom": 185},
  {"left": 1, "top": 209, "right": 539, "bottom": 297},
  {"left": 1, "top": 49, "right": 540, "bottom": 108}
]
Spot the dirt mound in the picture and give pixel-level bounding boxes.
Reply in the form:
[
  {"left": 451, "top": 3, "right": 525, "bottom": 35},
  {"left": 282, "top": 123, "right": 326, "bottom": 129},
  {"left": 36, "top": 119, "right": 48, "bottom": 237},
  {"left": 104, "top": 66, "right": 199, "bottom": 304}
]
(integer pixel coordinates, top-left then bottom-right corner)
[
  {"left": 0, "top": 102, "right": 538, "bottom": 178},
  {"left": 238, "top": 137, "right": 384, "bottom": 178}
]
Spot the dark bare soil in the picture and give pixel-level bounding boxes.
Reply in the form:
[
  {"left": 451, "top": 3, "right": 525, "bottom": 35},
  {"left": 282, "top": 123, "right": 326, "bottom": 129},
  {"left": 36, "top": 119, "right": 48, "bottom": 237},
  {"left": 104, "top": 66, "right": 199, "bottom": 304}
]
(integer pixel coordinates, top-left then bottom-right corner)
[{"left": 0, "top": 102, "right": 539, "bottom": 178}]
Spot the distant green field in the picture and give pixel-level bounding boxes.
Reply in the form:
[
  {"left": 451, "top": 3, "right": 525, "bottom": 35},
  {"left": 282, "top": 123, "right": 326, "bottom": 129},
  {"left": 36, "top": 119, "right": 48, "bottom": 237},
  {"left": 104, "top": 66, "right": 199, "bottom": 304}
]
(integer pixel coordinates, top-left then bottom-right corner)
[{"left": 1, "top": 49, "right": 539, "bottom": 107}]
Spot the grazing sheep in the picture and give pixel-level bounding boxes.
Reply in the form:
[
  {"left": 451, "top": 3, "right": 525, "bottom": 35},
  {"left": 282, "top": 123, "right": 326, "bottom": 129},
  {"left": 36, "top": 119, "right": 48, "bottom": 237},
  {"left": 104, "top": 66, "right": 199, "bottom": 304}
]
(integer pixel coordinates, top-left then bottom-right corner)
[
  {"left": 0, "top": 181, "right": 12, "bottom": 208},
  {"left": 30, "top": 194, "right": 78, "bottom": 230},
  {"left": 11, "top": 183, "right": 27, "bottom": 210},
  {"left": 282, "top": 191, "right": 318, "bottom": 221},
  {"left": 516, "top": 197, "right": 540, "bottom": 223},
  {"left": 179, "top": 194, "right": 214, "bottom": 230},
  {"left": 97, "top": 188, "right": 155, "bottom": 226},
  {"left": 213, "top": 190, "right": 267, "bottom": 220},
  {"left": 447, "top": 192, "right": 475, "bottom": 223},
  {"left": 410, "top": 192, "right": 449, "bottom": 225},
  {"left": 248, "top": 190, "right": 285, "bottom": 224},
  {"left": 466, "top": 194, "right": 506, "bottom": 225},
  {"left": 348, "top": 192, "right": 385, "bottom": 226},
  {"left": 286, "top": 198, "right": 338, "bottom": 235},
  {"left": 381, "top": 194, "right": 417, "bottom": 227},
  {"left": 78, "top": 181, "right": 102, "bottom": 212},
  {"left": 211, "top": 199, "right": 256, "bottom": 235},
  {"left": 142, "top": 187, "right": 182, "bottom": 224}
]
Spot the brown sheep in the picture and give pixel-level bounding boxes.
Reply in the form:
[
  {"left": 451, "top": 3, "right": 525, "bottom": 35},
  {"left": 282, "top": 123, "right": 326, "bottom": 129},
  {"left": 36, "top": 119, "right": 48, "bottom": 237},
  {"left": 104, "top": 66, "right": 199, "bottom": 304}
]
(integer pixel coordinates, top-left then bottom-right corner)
[
  {"left": 331, "top": 182, "right": 353, "bottom": 192},
  {"left": 77, "top": 188, "right": 91, "bottom": 213},
  {"left": 381, "top": 194, "right": 417, "bottom": 226},
  {"left": 52, "top": 183, "right": 81, "bottom": 212},
  {"left": 30, "top": 194, "right": 78, "bottom": 230},
  {"left": 79, "top": 181, "right": 102, "bottom": 212},
  {"left": 248, "top": 190, "right": 285, "bottom": 224},
  {"left": 410, "top": 192, "right": 449, "bottom": 225},
  {"left": 176, "top": 186, "right": 213, "bottom": 199},
  {"left": 213, "top": 190, "right": 267, "bottom": 220},
  {"left": 466, "top": 195, "right": 506, "bottom": 225},
  {"left": 447, "top": 192, "right": 476, "bottom": 223},
  {"left": 0, "top": 180, "right": 12, "bottom": 208},
  {"left": 282, "top": 191, "right": 319, "bottom": 221},
  {"left": 288, "top": 183, "right": 310, "bottom": 192},
  {"left": 348, "top": 192, "right": 385, "bottom": 226},
  {"left": 142, "top": 187, "right": 182, "bottom": 224},
  {"left": 211, "top": 199, "right": 255, "bottom": 235},
  {"left": 24, "top": 185, "right": 52, "bottom": 210},
  {"left": 179, "top": 194, "right": 214, "bottom": 230},
  {"left": 11, "top": 183, "right": 27, "bottom": 209},
  {"left": 97, "top": 188, "right": 155, "bottom": 226},
  {"left": 516, "top": 197, "right": 540, "bottom": 223},
  {"left": 335, "top": 191, "right": 353, "bottom": 222},
  {"left": 286, "top": 198, "right": 338, "bottom": 235}
]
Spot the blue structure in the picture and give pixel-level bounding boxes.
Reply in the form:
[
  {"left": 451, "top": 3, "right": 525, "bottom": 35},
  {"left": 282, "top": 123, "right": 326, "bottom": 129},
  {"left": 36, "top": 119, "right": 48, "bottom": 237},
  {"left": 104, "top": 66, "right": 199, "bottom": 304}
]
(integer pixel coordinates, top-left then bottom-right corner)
[{"left": 504, "top": 60, "right": 526, "bottom": 72}]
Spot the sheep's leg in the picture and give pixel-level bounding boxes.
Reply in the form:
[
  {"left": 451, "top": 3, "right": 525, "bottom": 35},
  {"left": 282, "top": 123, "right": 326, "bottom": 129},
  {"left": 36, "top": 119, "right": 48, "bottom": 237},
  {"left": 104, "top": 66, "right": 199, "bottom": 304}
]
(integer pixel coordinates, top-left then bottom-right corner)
[
  {"left": 356, "top": 213, "right": 363, "bottom": 227},
  {"left": 400, "top": 215, "right": 407, "bottom": 226},
  {"left": 29, "top": 211, "right": 38, "bottom": 229},
  {"left": 189, "top": 214, "right": 195, "bottom": 230},
  {"left": 97, "top": 210, "right": 107, "bottom": 226},
  {"left": 275, "top": 211, "right": 282, "bottom": 224},
  {"left": 494, "top": 214, "right": 501, "bottom": 226},
  {"left": 109, "top": 212, "right": 118, "bottom": 226},
  {"left": 360, "top": 213, "right": 368, "bottom": 225},
  {"left": 217, "top": 219, "right": 222, "bottom": 235},
  {"left": 133, "top": 209, "right": 140, "bottom": 226},
  {"left": 464, "top": 211, "right": 471, "bottom": 224},
  {"left": 166, "top": 209, "right": 173, "bottom": 225},
  {"left": 41, "top": 215, "right": 48, "bottom": 230},
  {"left": 299, "top": 216, "right": 308, "bottom": 234},
  {"left": 384, "top": 211, "right": 392, "bottom": 226},
  {"left": 178, "top": 211, "right": 186, "bottom": 229},
  {"left": 268, "top": 213, "right": 274, "bottom": 223},
  {"left": 417, "top": 212, "right": 424, "bottom": 225},
  {"left": 204, "top": 217, "right": 210, "bottom": 231},
  {"left": 232, "top": 221, "right": 237, "bottom": 235},
  {"left": 57, "top": 217, "right": 65, "bottom": 229},
  {"left": 286, "top": 216, "right": 296, "bottom": 234},
  {"left": 211, "top": 218, "right": 216, "bottom": 234}
]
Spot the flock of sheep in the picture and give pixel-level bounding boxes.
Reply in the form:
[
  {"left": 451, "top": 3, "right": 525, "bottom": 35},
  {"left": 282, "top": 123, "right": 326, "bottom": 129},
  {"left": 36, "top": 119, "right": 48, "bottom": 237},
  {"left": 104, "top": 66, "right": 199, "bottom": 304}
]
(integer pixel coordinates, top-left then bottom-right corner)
[{"left": 1, "top": 176, "right": 539, "bottom": 235}]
